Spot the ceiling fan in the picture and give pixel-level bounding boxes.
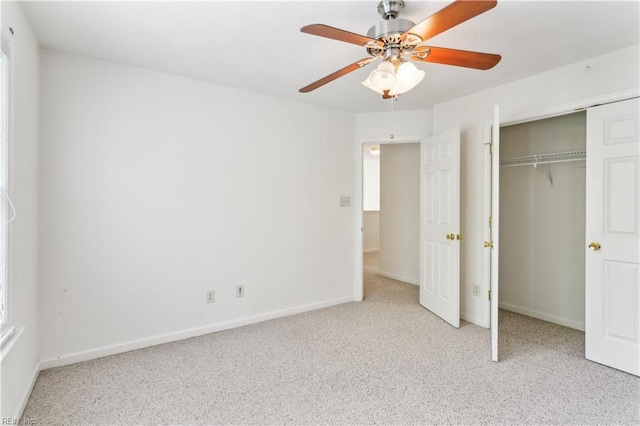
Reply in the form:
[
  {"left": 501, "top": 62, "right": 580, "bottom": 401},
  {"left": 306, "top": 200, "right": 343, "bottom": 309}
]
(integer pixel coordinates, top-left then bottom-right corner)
[{"left": 299, "top": 0, "right": 501, "bottom": 99}]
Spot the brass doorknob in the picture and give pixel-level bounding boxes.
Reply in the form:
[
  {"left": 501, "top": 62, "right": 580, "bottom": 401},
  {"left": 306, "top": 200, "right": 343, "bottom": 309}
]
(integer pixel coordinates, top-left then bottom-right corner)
[
  {"left": 446, "top": 233, "right": 455, "bottom": 240},
  {"left": 484, "top": 241, "right": 494, "bottom": 248},
  {"left": 588, "top": 242, "right": 601, "bottom": 251}
]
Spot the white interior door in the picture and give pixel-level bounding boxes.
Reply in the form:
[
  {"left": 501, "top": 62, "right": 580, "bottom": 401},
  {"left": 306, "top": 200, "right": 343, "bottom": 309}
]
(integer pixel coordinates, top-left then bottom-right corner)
[
  {"left": 490, "top": 106, "right": 500, "bottom": 361},
  {"left": 420, "top": 127, "right": 460, "bottom": 328},
  {"left": 585, "top": 98, "right": 640, "bottom": 376}
]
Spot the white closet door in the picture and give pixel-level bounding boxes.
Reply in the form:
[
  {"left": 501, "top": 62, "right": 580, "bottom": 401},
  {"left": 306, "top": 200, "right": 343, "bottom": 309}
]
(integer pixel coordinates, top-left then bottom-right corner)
[
  {"left": 490, "top": 106, "right": 500, "bottom": 362},
  {"left": 585, "top": 98, "right": 640, "bottom": 376}
]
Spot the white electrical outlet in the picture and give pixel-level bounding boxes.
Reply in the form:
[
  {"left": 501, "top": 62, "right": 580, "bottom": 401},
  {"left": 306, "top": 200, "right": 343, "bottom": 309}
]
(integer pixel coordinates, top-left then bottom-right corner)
[
  {"left": 206, "top": 290, "right": 215, "bottom": 303},
  {"left": 473, "top": 284, "right": 480, "bottom": 297},
  {"left": 236, "top": 285, "right": 244, "bottom": 298}
]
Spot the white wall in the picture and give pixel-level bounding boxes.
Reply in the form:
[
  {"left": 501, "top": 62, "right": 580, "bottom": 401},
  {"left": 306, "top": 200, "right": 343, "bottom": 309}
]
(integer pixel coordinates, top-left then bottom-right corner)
[
  {"left": 363, "top": 211, "right": 379, "bottom": 253},
  {"left": 362, "top": 144, "right": 380, "bottom": 253},
  {"left": 38, "top": 50, "right": 356, "bottom": 366},
  {"left": 379, "top": 143, "right": 420, "bottom": 285},
  {"left": 433, "top": 45, "right": 640, "bottom": 327},
  {"left": 0, "top": 2, "right": 40, "bottom": 419},
  {"left": 500, "top": 112, "right": 586, "bottom": 330},
  {"left": 362, "top": 144, "right": 380, "bottom": 212},
  {"left": 355, "top": 109, "right": 432, "bottom": 141}
]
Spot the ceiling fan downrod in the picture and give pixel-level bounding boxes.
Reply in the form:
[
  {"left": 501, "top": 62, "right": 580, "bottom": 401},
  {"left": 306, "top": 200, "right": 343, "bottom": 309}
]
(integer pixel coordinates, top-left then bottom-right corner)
[{"left": 377, "top": 0, "right": 405, "bottom": 20}]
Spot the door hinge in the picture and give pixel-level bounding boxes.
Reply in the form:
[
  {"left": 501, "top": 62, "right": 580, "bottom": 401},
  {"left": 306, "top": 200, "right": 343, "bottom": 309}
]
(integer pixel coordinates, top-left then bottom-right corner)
[
  {"left": 488, "top": 290, "right": 492, "bottom": 301},
  {"left": 488, "top": 216, "right": 492, "bottom": 228},
  {"left": 484, "top": 142, "right": 493, "bottom": 154}
]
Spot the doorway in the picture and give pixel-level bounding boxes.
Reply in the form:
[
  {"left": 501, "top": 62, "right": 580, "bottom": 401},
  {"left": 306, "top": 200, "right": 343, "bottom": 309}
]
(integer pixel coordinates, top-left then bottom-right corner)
[{"left": 361, "top": 142, "right": 420, "bottom": 299}]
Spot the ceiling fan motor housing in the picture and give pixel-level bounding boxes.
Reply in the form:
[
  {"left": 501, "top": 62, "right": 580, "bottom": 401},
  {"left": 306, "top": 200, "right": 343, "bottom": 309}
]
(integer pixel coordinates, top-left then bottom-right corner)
[{"left": 366, "top": 18, "right": 420, "bottom": 60}]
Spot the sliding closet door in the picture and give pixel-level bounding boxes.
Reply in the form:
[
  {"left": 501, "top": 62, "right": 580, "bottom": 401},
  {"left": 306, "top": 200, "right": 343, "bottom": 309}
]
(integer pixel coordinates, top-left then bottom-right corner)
[{"left": 585, "top": 98, "right": 640, "bottom": 376}]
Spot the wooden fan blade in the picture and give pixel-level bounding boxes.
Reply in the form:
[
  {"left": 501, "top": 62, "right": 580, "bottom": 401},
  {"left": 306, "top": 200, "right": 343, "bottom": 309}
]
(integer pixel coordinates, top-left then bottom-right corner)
[
  {"left": 299, "top": 58, "right": 376, "bottom": 93},
  {"left": 411, "top": 46, "right": 501, "bottom": 70},
  {"left": 301, "top": 24, "right": 382, "bottom": 47},
  {"left": 402, "top": 0, "right": 497, "bottom": 43}
]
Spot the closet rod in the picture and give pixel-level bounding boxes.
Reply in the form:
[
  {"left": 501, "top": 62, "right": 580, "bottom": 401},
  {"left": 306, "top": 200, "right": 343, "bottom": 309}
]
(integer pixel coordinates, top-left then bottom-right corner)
[{"left": 500, "top": 149, "right": 586, "bottom": 167}]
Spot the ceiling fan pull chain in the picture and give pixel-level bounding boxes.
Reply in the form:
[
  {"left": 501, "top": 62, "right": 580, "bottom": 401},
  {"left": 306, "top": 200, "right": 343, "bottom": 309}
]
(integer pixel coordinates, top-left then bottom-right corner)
[{"left": 390, "top": 95, "right": 396, "bottom": 140}]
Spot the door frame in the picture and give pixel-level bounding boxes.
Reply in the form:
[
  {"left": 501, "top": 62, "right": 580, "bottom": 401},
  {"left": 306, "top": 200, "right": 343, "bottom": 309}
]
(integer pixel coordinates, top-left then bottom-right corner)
[
  {"left": 482, "top": 122, "right": 493, "bottom": 327},
  {"left": 354, "top": 135, "right": 425, "bottom": 301},
  {"left": 499, "top": 89, "right": 639, "bottom": 127},
  {"left": 483, "top": 88, "right": 639, "bottom": 359}
]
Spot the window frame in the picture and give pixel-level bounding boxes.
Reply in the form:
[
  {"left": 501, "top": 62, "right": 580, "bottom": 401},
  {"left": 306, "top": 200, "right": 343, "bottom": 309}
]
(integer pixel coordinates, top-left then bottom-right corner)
[{"left": 0, "top": 32, "right": 14, "bottom": 346}]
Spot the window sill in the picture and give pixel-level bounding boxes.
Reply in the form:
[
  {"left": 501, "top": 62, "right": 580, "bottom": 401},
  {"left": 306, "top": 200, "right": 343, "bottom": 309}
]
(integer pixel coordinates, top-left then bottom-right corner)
[{"left": 0, "top": 325, "right": 22, "bottom": 363}]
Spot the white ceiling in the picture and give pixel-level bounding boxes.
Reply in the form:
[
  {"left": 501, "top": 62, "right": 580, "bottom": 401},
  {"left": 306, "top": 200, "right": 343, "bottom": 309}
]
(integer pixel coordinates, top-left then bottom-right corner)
[{"left": 21, "top": 1, "right": 640, "bottom": 113}]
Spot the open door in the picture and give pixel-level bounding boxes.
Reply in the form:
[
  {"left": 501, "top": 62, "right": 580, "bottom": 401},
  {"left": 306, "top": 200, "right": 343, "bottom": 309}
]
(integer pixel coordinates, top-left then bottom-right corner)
[
  {"left": 490, "top": 106, "right": 500, "bottom": 361},
  {"left": 585, "top": 98, "right": 640, "bottom": 376},
  {"left": 419, "top": 127, "right": 461, "bottom": 328}
]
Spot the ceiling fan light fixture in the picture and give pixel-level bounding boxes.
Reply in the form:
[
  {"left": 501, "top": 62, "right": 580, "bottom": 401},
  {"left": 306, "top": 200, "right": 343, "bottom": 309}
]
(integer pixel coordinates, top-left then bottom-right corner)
[{"left": 362, "top": 60, "right": 424, "bottom": 97}]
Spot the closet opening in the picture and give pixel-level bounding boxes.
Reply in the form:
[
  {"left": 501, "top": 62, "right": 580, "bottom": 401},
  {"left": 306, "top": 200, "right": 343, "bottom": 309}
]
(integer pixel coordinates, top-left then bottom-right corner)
[{"left": 498, "top": 111, "right": 587, "bottom": 338}]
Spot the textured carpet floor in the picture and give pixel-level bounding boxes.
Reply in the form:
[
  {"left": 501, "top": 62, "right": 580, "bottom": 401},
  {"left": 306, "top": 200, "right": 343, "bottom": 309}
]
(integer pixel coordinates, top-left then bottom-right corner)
[{"left": 22, "top": 253, "right": 640, "bottom": 425}]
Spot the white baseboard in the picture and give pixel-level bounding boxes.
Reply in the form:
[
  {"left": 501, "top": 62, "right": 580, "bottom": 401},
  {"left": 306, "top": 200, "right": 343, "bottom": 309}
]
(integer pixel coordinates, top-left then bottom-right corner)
[
  {"left": 499, "top": 302, "right": 585, "bottom": 331},
  {"left": 16, "top": 363, "right": 40, "bottom": 420},
  {"left": 363, "top": 248, "right": 379, "bottom": 254},
  {"left": 39, "top": 296, "right": 353, "bottom": 370},
  {"left": 461, "top": 312, "right": 487, "bottom": 328},
  {"left": 377, "top": 270, "right": 419, "bottom": 286},
  {"left": 0, "top": 327, "right": 41, "bottom": 420}
]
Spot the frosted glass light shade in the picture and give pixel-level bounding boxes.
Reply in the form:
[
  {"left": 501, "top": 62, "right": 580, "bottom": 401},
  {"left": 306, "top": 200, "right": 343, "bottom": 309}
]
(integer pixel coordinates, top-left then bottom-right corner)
[
  {"left": 368, "top": 61, "right": 397, "bottom": 91},
  {"left": 361, "top": 77, "right": 388, "bottom": 95},
  {"left": 395, "top": 62, "right": 425, "bottom": 94},
  {"left": 361, "top": 60, "right": 425, "bottom": 96}
]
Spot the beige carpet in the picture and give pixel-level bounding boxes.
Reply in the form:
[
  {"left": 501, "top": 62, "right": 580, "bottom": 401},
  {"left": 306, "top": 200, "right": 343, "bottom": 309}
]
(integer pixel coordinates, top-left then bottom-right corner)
[{"left": 22, "top": 253, "right": 640, "bottom": 424}]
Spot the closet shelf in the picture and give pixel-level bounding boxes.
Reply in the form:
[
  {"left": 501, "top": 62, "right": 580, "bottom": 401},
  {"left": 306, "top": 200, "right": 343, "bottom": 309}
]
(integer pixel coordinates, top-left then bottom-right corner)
[{"left": 500, "top": 149, "right": 586, "bottom": 167}]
